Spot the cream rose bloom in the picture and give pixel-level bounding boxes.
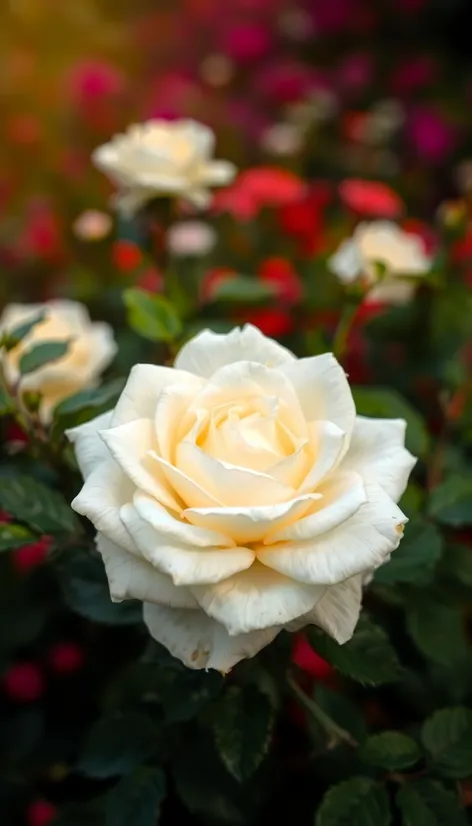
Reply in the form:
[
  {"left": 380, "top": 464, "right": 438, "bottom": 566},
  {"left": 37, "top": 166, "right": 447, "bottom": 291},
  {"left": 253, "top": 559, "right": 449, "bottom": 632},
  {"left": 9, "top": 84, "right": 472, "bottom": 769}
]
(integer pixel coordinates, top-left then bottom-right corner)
[
  {"left": 68, "top": 325, "right": 415, "bottom": 671},
  {"left": 93, "top": 119, "right": 236, "bottom": 216},
  {"left": 329, "top": 221, "right": 431, "bottom": 305},
  {"left": 0, "top": 300, "right": 117, "bottom": 422}
]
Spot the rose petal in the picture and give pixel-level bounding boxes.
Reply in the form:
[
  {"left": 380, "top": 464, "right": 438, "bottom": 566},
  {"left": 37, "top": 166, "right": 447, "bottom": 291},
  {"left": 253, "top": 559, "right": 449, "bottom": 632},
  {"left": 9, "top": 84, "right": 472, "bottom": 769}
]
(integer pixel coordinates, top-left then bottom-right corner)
[
  {"left": 133, "top": 491, "right": 233, "bottom": 548},
  {"left": 149, "top": 451, "right": 222, "bottom": 508},
  {"left": 100, "top": 419, "right": 181, "bottom": 511},
  {"left": 280, "top": 354, "right": 356, "bottom": 438},
  {"left": 191, "top": 561, "right": 326, "bottom": 636},
  {"left": 174, "top": 323, "right": 295, "bottom": 378},
  {"left": 204, "top": 160, "right": 238, "bottom": 185},
  {"left": 67, "top": 410, "right": 113, "bottom": 479},
  {"left": 257, "top": 482, "right": 406, "bottom": 584},
  {"left": 340, "top": 416, "right": 417, "bottom": 501},
  {"left": 266, "top": 471, "right": 366, "bottom": 543},
  {"left": 297, "top": 421, "right": 346, "bottom": 493},
  {"left": 120, "top": 504, "right": 255, "bottom": 585},
  {"left": 86, "top": 322, "right": 118, "bottom": 376},
  {"left": 97, "top": 533, "right": 197, "bottom": 608},
  {"left": 184, "top": 494, "right": 321, "bottom": 545},
  {"left": 143, "top": 602, "right": 280, "bottom": 671},
  {"left": 302, "top": 574, "right": 364, "bottom": 643},
  {"left": 71, "top": 458, "right": 136, "bottom": 553},
  {"left": 111, "top": 363, "right": 203, "bottom": 426}
]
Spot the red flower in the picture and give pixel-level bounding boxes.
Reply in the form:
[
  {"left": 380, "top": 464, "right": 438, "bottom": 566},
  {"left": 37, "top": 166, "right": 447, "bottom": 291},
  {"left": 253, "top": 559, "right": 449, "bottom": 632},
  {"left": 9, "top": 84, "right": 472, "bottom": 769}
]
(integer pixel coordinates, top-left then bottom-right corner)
[
  {"left": 339, "top": 179, "right": 403, "bottom": 218},
  {"left": 258, "top": 257, "right": 302, "bottom": 304},
  {"left": 112, "top": 240, "right": 142, "bottom": 272},
  {"left": 243, "top": 308, "right": 294, "bottom": 338},
  {"left": 13, "top": 536, "right": 51, "bottom": 573},
  {"left": 200, "top": 267, "right": 235, "bottom": 303},
  {"left": 278, "top": 183, "right": 331, "bottom": 253},
  {"left": 138, "top": 267, "right": 164, "bottom": 292},
  {"left": 292, "top": 635, "right": 333, "bottom": 680},
  {"left": 213, "top": 167, "right": 306, "bottom": 221},
  {"left": 452, "top": 226, "right": 472, "bottom": 264},
  {"left": 27, "top": 799, "right": 57, "bottom": 826},
  {"left": 402, "top": 218, "right": 437, "bottom": 257},
  {"left": 3, "top": 662, "right": 45, "bottom": 702},
  {"left": 48, "top": 642, "right": 84, "bottom": 674}
]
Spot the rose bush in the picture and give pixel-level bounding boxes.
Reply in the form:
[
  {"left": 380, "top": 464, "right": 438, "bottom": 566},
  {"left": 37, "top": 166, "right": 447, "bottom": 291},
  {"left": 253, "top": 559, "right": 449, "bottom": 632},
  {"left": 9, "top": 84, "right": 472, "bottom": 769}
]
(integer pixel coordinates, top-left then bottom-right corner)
[{"left": 69, "top": 324, "right": 415, "bottom": 670}]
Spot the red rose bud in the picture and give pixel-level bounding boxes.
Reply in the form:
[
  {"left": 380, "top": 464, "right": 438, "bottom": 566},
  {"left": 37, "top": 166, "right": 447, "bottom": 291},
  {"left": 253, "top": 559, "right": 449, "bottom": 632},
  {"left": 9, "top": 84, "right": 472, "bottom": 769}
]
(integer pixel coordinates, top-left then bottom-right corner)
[
  {"left": 3, "top": 662, "right": 45, "bottom": 702},
  {"left": 48, "top": 643, "right": 84, "bottom": 674},
  {"left": 13, "top": 536, "right": 51, "bottom": 573},
  {"left": 339, "top": 179, "right": 403, "bottom": 218},
  {"left": 112, "top": 239, "right": 142, "bottom": 272},
  {"left": 258, "top": 257, "right": 302, "bottom": 304},
  {"left": 243, "top": 308, "right": 294, "bottom": 338},
  {"left": 27, "top": 799, "right": 57, "bottom": 826},
  {"left": 292, "top": 635, "right": 334, "bottom": 681}
]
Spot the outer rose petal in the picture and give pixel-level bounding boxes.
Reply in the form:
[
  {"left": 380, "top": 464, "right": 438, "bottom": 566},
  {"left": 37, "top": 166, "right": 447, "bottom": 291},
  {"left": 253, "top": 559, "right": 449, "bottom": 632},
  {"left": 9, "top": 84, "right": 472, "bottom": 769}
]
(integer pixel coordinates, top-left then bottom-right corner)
[
  {"left": 67, "top": 410, "right": 113, "bottom": 479},
  {"left": 111, "top": 363, "right": 203, "bottom": 426},
  {"left": 143, "top": 603, "right": 280, "bottom": 671},
  {"left": 184, "top": 494, "right": 321, "bottom": 545},
  {"left": 298, "top": 421, "right": 346, "bottom": 493},
  {"left": 339, "top": 417, "right": 417, "bottom": 501},
  {"left": 71, "top": 458, "right": 136, "bottom": 553},
  {"left": 257, "top": 482, "right": 406, "bottom": 584},
  {"left": 120, "top": 504, "right": 255, "bottom": 585},
  {"left": 302, "top": 575, "right": 364, "bottom": 643},
  {"left": 97, "top": 534, "right": 197, "bottom": 608},
  {"left": 134, "top": 491, "right": 233, "bottom": 548},
  {"left": 191, "top": 562, "right": 326, "bottom": 636},
  {"left": 280, "top": 354, "right": 356, "bottom": 440},
  {"left": 86, "top": 323, "right": 118, "bottom": 376},
  {"left": 174, "top": 324, "right": 295, "bottom": 378}
]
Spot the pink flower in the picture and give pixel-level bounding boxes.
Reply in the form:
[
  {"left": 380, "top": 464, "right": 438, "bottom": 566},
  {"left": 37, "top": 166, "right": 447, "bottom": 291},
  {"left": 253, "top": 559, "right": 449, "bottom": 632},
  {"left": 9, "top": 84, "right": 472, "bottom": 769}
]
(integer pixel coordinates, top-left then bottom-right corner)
[
  {"left": 389, "top": 55, "right": 436, "bottom": 97},
  {"left": 255, "top": 61, "right": 314, "bottom": 104},
  {"left": 48, "top": 643, "right": 85, "bottom": 673},
  {"left": 292, "top": 635, "right": 333, "bottom": 680},
  {"left": 67, "top": 60, "right": 124, "bottom": 104},
  {"left": 27, "top": 800, "right": 57, "bottom": 826},
  {"left": 213, "top": 167, "right": 306, "bottom": 220},
  {"left": 407, "top": 107, "right": 457, "bottom": 163},
  {"left": 336, "top": 53, "right": 374, "bottom": 95},
  {"left": 339, "top": 179, "right": 403, "bottom": 218},
  {"left": 13, "top": 537, "right": 51, "bottom": 573},
  {"left": 220, "top": 23, "right": 272, "bottom": 63},
  {"left": 3, "top": 662, "right": 45, "bottom": 702}
]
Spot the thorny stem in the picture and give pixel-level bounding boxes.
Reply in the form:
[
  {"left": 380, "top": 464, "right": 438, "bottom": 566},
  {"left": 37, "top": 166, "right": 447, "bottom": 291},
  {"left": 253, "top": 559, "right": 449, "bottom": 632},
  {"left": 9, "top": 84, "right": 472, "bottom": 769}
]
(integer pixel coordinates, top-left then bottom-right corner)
[{"left": 287, "top": 674, "right": 358, "bottom": 748}]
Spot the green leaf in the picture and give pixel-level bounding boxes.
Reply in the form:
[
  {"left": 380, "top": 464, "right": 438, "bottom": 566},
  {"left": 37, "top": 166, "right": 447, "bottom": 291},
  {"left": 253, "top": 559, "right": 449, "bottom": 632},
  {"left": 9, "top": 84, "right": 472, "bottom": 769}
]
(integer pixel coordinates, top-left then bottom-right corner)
[
  {"left": 396, "top": 780, "right": 468, "bottom": 826},
  {"left": 405, "top": 599, "right": 469, "bottom": 666},
  {"left": 442, "top": 544, "right": 472, "bottom": 588},
  {"left": 18, "top": 339, "right": 70, "bottom": 375},
  {"left": 212, "top": 685, "right": 274, "bottom": 781},
  {"left": 352, "top": 387, "right": 429, "bottom": 458},
  {"left": 0, "top": 475, "right": 79, "bottom": 534},
  {"left": 428, "top": 475, "right": 472, "bottom": 526},
  {"left": 53, "top": 378, "right": 125, "bottom": 428},
  {"left": 173, "top": 738, "right": 245, "bottom": 825},
  {"left": 207, "top": 275, "right": 277, "bottom": 303},
  {"left": 360, "top": 732, "right": 421, "bottom": 771},
  {"left": 374, "top": 518, "right": 442, "bottom": 585},
  {"left": 55, "top": 548, "right": 142, "bottom": 625},
  {"left": 0, "top": 523, "right": 35, "bottom": 552},
  {"left": 106, "top": 767, "right": 166, "bottom": 826},
  {"left": 79, "top": 712, "right": 161, "bottom": 778},
  {"left": 308, "top": 616, "right": 402, "bottom": 686},
  {"left": 3, "top": 312, "right": 45, "bottom": 348},
  {"left": 0, "top": 385, "right": 13, "bottom": 415},
  {"left": 314, "top": 686, "right": 367, "bottom": 744},
  {"left": 422, "top": 707, "right": 472, "bottom": 778},
  {"left": 124, "top": 288, "right": 182, "bottom": 342},
  {"left": 316, "top": 776, "right": 391, "bottom": 826},
  {"left": 161, "top": 669, "right": 223, "bottom": 723}
]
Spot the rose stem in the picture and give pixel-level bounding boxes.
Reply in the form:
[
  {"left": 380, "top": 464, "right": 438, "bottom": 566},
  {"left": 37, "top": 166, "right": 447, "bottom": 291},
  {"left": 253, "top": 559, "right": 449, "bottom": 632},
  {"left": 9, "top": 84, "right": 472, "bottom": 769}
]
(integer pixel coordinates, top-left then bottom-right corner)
[{"left": 286, "top": 674, "right": 358, "bottom": 748}]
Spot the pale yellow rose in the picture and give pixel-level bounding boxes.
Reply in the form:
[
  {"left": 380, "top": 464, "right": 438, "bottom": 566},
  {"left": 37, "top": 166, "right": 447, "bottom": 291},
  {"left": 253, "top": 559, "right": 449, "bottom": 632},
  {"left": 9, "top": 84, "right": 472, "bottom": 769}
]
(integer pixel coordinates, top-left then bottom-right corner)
[
  {"left": 0, "top": 300, "right": 116, "bottom": 422},
  {"left": 93, "top": 119, "right": 236, "bottom": 216},
  {"left": 329, "top": 221, "right": 431, "bottom": 305},
  {"left": 68, "top": 325, "right": 415, "bottom": 671}
]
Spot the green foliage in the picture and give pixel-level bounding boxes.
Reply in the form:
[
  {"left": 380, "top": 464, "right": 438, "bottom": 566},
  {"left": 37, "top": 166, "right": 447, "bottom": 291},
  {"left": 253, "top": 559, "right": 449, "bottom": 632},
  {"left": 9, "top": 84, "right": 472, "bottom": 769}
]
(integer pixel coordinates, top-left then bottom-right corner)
[
  {"left": 0, "top": 312, "right": 45, "bottom": 350},
  {"left": 351, "top": 387, "right": 429, "bottom": 458},
  {"left": 53, "top": 378, "right": 125, "bottom": 425},
  {"left": 18, "top": 339, "right": 70, "bottom": 374},
  {"left": 428, "top": 475, "right": 472, "bottom": 526},
  {"left": 124, "top": 288, "right": 182, "bottom": 342},
  {"left": 308, "top": 617, "right": 402, "bottom": 685},
  {"left": 0, "top": 523, "right": 35, "bottom": 552},
  {"left": 0, "top": 474, "right": 79, "bottom": 535},
  {"left": 79, "top": 712, "right": 162, "bottom": 778},
  {"left": 374, "top": 518, "right": 442, "bottom": 585},
  {"left": 207, "top": 275, "right": 277, "bottom": 303},
  {"left": 105, "top": 767, "right": 166, "bottom": 826},
  {"left": 396, "top": 780, "right": 468, "bottom": 826},
  {"left": 211, "top": 685, "right": 274, "bottom": 781},
  {"left": 405, "top": 599, "right": 469, "bottom": 666},
  {"left": 359, "top": 732, "right": 421, "bottom": 771},
  {"left": 316, "top": 777, "right": 391, "bottom": 826},
  {"left": 421, "top": 707, "right": 472, "bottom": 778}
]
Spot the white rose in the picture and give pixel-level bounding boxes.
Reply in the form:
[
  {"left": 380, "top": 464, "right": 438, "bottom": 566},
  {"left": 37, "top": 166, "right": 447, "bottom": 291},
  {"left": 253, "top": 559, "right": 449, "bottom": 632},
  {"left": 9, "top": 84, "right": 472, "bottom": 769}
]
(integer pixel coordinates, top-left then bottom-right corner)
[
  {"left": 329, "top": 221, "right": 431, "bottom": 305},
  {"left": 68, "top": 325, "right": 415, "bottom": 671},
  {"left": 0, "top": 300, "right": 117, "bottom": 422},
  {"left": 92, "top": 119, "right": 236, "bottom": 216}
]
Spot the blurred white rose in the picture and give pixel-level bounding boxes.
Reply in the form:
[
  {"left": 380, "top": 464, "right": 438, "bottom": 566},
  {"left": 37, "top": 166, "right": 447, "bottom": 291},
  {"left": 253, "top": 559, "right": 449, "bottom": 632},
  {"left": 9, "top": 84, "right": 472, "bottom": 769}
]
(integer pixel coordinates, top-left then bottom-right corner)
[
  {"left": 93, "top": 119, "right": 236, "bottom": 216},
  {"left": 167, "top": 221, "right": 217, "bottom": 257},
  {"left": 72, "top": 209, "right": 112, "bottom": 241},
  {"left": 261, "top": 123, "right": 303, "bottom": 157},
  {"left": 329, "top": 221, "right": 431, "bottom": 305},
  {"left": 0, "top": 300, "right": 116, "bottom": 422},
  {"left": 69, "top": 325, "right": 415, "bottom": 671}
]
